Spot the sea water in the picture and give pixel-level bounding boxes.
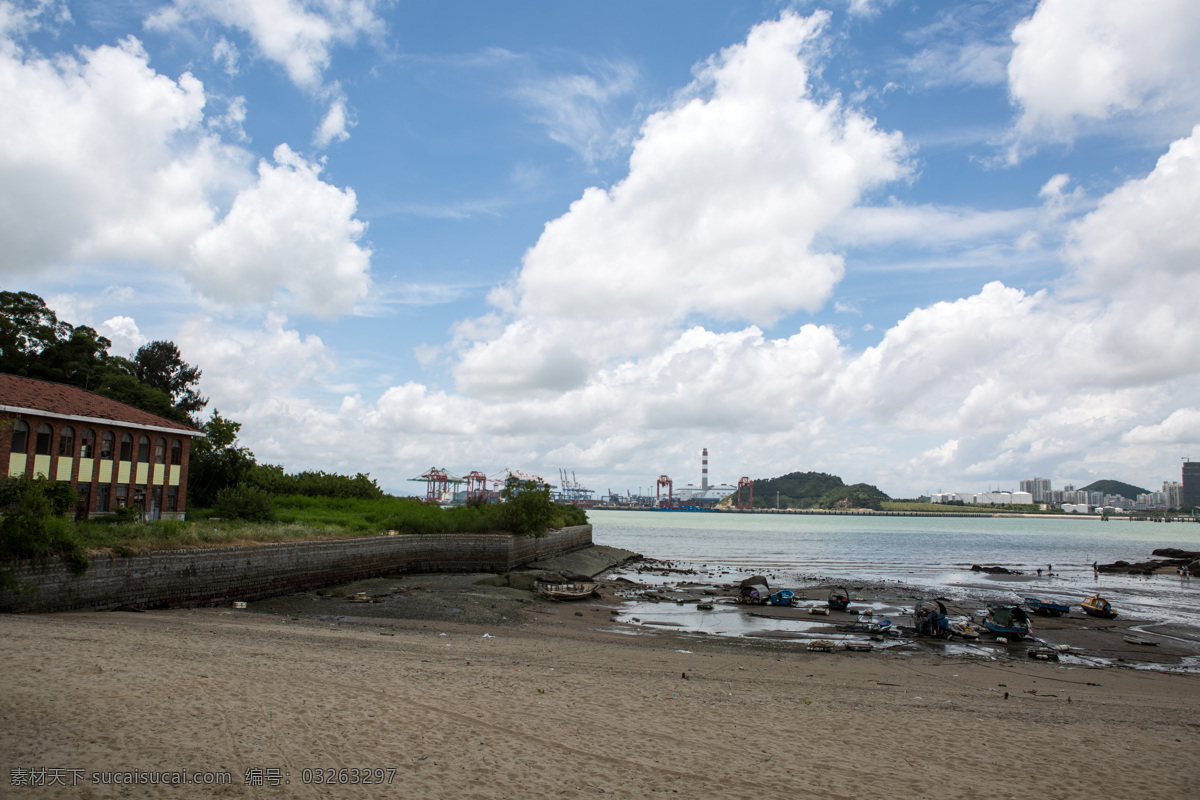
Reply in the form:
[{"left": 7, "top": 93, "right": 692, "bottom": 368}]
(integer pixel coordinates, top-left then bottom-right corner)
[{"left": 591, "top": 509, "right": 1200, "bottom": 631}]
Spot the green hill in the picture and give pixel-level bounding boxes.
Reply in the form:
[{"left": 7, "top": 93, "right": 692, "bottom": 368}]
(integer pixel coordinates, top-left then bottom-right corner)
[
  {"left": 1080, "top": 479, "right": 1148, "bottom": 498},
  {"left": 744, "top": 472, "right": 890, "bottom": 510}
]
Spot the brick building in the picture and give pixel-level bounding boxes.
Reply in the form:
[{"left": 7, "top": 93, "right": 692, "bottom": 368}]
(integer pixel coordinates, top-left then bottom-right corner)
[{"left": 0, "top": 373, "right": 202, "bottom": 520}]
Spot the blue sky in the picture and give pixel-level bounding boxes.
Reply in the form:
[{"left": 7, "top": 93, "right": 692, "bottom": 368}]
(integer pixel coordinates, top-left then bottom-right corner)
[{"left": 4, "top": 0, "right": 1200, "bottom": 498}]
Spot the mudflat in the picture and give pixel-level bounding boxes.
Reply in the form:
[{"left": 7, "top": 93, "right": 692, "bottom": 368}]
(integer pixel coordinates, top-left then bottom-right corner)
[{"left": 1, "top": 586, "right": 1197, "bottom": 799}]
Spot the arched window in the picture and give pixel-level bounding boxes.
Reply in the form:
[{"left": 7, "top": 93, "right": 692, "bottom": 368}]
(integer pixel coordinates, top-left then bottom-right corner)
[
  {"left": 119, "top": 433, "right": 133, "bottom": 461},
  {"left": 10, "top": 420, "right": 28, "bottom": 453},
  {"left": 137, "top": 435, "right": 150, "bottom": 462},
  {"left": 100, "top": 431, "right": 115, "bottom": 460},
  {"left": 155, "top": 437, "right": 166, "bottom": 464},
  {"left": 58, "top": 426, "right": 75, "bottom": 457},
  {"left": 35, "top": 424, "right": 52, "bottom": 455},
  {"left": 80, "top": 429, "right": 96, "bottom": 459},
  {"left": 171, "top": 439, "right": 183, "bottom": 466}
]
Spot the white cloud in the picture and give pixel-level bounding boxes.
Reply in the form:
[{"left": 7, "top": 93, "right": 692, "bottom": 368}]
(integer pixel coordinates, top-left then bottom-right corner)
[
  {"left": 99, "top": 315, "right": 148, "bottom": 355},
  {"left": 178, "top": 312, "right": 334, "bottom": 416},
  {"left": 313, "top": 92, "right": 352, "bottom": 147},
  {"left": 146, "top": 0, "right": 384, "bottom": 93},
  {"left": 515, "top": 60, "right": 639, "bottom": 163},
  {"left": 904, "top": 41, "right": 1010, "bottom": 88},
  {"left": 188, "top": 144, "right": 371, "bottom": 317},
  {"left": 212, "top": 36, "right": 240, "bottom": 76},
  {"left": 1123, "top": 409, "right": 1200, "bottom": 446},
  {"left": 1007, "top": 0, "right": 1200, "bottom": 155},
  {"left": 451, "top": 11, "right": 909, "bottom": 398},
  {"left": 0, "top": 30, "right": 372, "bottom": 318}
]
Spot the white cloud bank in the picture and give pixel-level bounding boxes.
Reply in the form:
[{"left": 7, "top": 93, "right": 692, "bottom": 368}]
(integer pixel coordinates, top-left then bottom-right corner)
[
  {"left": 266, "top": 9, "right": 1194, "bottom": 495},
  {"left": 146, "top": 0, "right": 384, "bottom": 92},
  {"left": 12, "top": 6, "right": 1195, "bottom": 498},
  {"left": 1007, "top": 0, "right": 1200, "bottom": 157},
  {"left": 0, "top": 23, "right": 371, "bottom": 317}
]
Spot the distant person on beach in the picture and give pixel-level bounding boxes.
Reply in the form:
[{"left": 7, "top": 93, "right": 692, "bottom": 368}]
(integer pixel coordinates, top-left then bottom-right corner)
[
  {"left": 1037, "top": 568, "right": 1042, "bottom": 577},
  {"left": 1093, "top": 561, "right": 1099, "bottom": 579},
  {"left": 1048, "top": 563, "right": 1053, "bottom": 576}
]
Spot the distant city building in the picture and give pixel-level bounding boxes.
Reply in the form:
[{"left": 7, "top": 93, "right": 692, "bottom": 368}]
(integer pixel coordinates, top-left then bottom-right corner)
[
  {"left": 1184, "top": 460, "right": 1200, "bottom": 508},
  {"left": 930, "top": 490, "right": 1031, "bottom": 505},
  {"left": 1019, "top": 477, "right": 1051, "bottom": 502},
  {"left": 1164, "top": 481, "right": 1183, "bottom": 509},
  {"left": 1089, "top": 491, "right": 1104, "bottom": 506}
]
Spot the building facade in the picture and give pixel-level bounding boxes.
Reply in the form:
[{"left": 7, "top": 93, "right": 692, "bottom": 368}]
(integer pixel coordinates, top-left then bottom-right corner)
[
  {"left": 1184, "top": 460, "right": 1200, "bottom": 509},
  {"left": 0, "top": 374, "right": 201, "bottom": 520},
  {"left": 1019, "top": 477, "right": 1052, "bottom": 502}
]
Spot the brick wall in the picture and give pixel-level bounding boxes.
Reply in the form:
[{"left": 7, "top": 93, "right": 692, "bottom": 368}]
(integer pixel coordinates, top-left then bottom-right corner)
[
  {"left": 1, "top": 410, "right": 195, "bottom": 520},
  {"left": 0, "top": 525, "right": 592, "bottom": 613}
]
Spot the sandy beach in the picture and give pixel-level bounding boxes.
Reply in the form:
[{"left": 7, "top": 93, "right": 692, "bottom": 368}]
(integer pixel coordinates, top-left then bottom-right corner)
[{"left": 2, "top": 568, "right": 1198, "bottom": 800}]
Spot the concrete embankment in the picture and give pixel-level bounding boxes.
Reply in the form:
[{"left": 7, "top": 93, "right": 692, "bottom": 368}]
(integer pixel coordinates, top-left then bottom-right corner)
[{"left": 0, "top": 525, "right": 593, "bottom": 613}]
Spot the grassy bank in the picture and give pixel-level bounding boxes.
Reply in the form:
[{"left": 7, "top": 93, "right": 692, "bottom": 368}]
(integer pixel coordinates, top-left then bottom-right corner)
[{"left": 2, "top": 485, "right": 589, "bottom": 563}]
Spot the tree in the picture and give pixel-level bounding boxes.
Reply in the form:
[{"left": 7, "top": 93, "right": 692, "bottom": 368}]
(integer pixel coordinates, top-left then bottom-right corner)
[
  {"left": 499, "top": 476, "right": 556, "bottom": 537},
  {"left": 0, "top": 291, "right": 72, "bottom": 375},
  {"left": 133, "top": 340, "right": 207, "bottom": 425},
  {"left": 187, "top": 411, "right": 257, "bottom": 507}
]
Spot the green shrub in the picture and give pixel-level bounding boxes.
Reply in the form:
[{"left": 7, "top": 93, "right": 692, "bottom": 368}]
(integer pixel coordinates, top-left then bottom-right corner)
[
  {"left": 0, "top": 480, "right": 89, "bottom": 573},
  {"left": 0, "top": 475, "right": 78, "bottom": 516},
  {"left": 214, "top": 485, "right": 276, "bottom": 522},
  {"left": 499, "top": 477, "right": 556, "bottom": 537},
  {"left": 554, "top": 503, "right": 589, "bottom": 528}
]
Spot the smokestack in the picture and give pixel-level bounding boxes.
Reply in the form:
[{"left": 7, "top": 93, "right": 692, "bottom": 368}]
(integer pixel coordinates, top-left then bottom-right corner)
[{"left": 702, "top": 448, "right": 708, "bottom": 491}]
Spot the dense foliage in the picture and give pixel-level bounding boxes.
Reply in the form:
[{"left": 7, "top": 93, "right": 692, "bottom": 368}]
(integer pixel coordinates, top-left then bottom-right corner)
[
  {"left": 1079, "top": 479, "right": 1149, "bottom": 498},
  {"left": 816, "top": 482, "right": 890, "bottom": 511},
  {"left": 0, "top": 291, "right": 206, "bottom": 426},
  {"left": 0, "top": 478, "right": 89, "bottom": 573},
  {"left": 741, "top": 471, "right": 890, "bottom": 510}
]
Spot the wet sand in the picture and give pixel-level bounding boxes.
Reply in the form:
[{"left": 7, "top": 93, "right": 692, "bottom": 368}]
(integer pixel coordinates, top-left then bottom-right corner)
[{"left": 2, "top": 569, "right": 1199, "bottom": 799}]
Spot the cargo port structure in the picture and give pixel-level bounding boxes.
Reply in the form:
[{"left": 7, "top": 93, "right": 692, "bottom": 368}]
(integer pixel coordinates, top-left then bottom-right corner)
[{"left": 409, "top": 467, "right": 465, "bottom": 502}]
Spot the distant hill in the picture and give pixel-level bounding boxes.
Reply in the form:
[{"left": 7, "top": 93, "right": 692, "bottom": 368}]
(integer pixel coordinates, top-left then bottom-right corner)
[
  {"left": 745, "top": 471, "right": 890, "bottom": 511},
  {"left": 1080, "top": 479, "right": 1148, "bottom": 498}
]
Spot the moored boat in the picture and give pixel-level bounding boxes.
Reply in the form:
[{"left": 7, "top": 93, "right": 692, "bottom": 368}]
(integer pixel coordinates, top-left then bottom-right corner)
[
  {"left": 769, "top": 589, "right": 794, "bottom": 606},
  {"left": 534, "top": 581, "right": 598, "bottom": 601},
  {"left": 983, "top": 605, "right": 1032, "bottom": 639},
  {"left": 827, "top": 586, "right": 851, "bottom": 611},
  {"left": 1081, "top": 594, "right": 1118, "bottom": 618},
  {"left": 912, "top": 599, "right": 951, "bottom": 638},
  {"left": 1024, "top": 597, "right": 1071, "bottom": 617}
]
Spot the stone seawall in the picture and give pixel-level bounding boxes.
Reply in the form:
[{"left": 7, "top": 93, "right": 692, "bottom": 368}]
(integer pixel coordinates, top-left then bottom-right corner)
[{"left": 0, "top": 525, "right": 592, "bottom": 613}]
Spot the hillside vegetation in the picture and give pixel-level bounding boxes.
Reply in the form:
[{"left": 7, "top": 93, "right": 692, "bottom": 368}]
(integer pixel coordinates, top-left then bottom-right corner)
[
  {"left": 1080, "top": 479, "right": 1149, "bottom": 498},
  {"left": 742, "top": 471, "right": 890, "bottom": 510}
]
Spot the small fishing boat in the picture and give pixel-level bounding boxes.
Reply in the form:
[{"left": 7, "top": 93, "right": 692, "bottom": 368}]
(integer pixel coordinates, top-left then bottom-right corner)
[
  {"left": 534, "top": 581, "right": 598, "bottom": 601},
  {"left": 1123, "top": 635, "right": 1157, "bottom": 646},
  {"left": 983, "top": 605, "right": 1032, "bottom": 640},
  {"left": 827, "top": 586, "right": 851, "bottom": 611},
  {"left": 1024, "top": 597, "right": 1071, "bottom": 617},
  {"left": 769, "top": 589, "right": 795, "bottom": 606},
  {"left": 737, "top": 575, "right": 771, "bottom": 605},
  {"left": 912, "top": 599, "right": 951, "bottom": 638},
  {"left": 1081, "top": 594, "right": 1118, "bottom": 619}
]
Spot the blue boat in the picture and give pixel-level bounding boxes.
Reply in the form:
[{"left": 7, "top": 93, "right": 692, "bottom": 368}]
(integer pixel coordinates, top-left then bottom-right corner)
[
  {"left": 827, "top": 586, "right": 851, "bottom": 611},
  {"left": 769, "top": 589, "right": 794, "bottom": 606},
  {"left": 984, "top": 605, "right": 1032, "bottom": 639},
  {"left": 1024, "top": 597, "right": 1071, "bottom": 617}
]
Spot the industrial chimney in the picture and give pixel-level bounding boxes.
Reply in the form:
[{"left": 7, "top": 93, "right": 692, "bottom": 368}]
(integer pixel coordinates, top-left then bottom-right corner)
[{"left": 702, "top": 448, "right": 708, "bottom": 492}]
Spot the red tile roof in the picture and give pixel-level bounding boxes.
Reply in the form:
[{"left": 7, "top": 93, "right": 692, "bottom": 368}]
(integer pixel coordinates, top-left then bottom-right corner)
[{"left": 0, "top": 373, "right": 202, "bottom": 435}]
